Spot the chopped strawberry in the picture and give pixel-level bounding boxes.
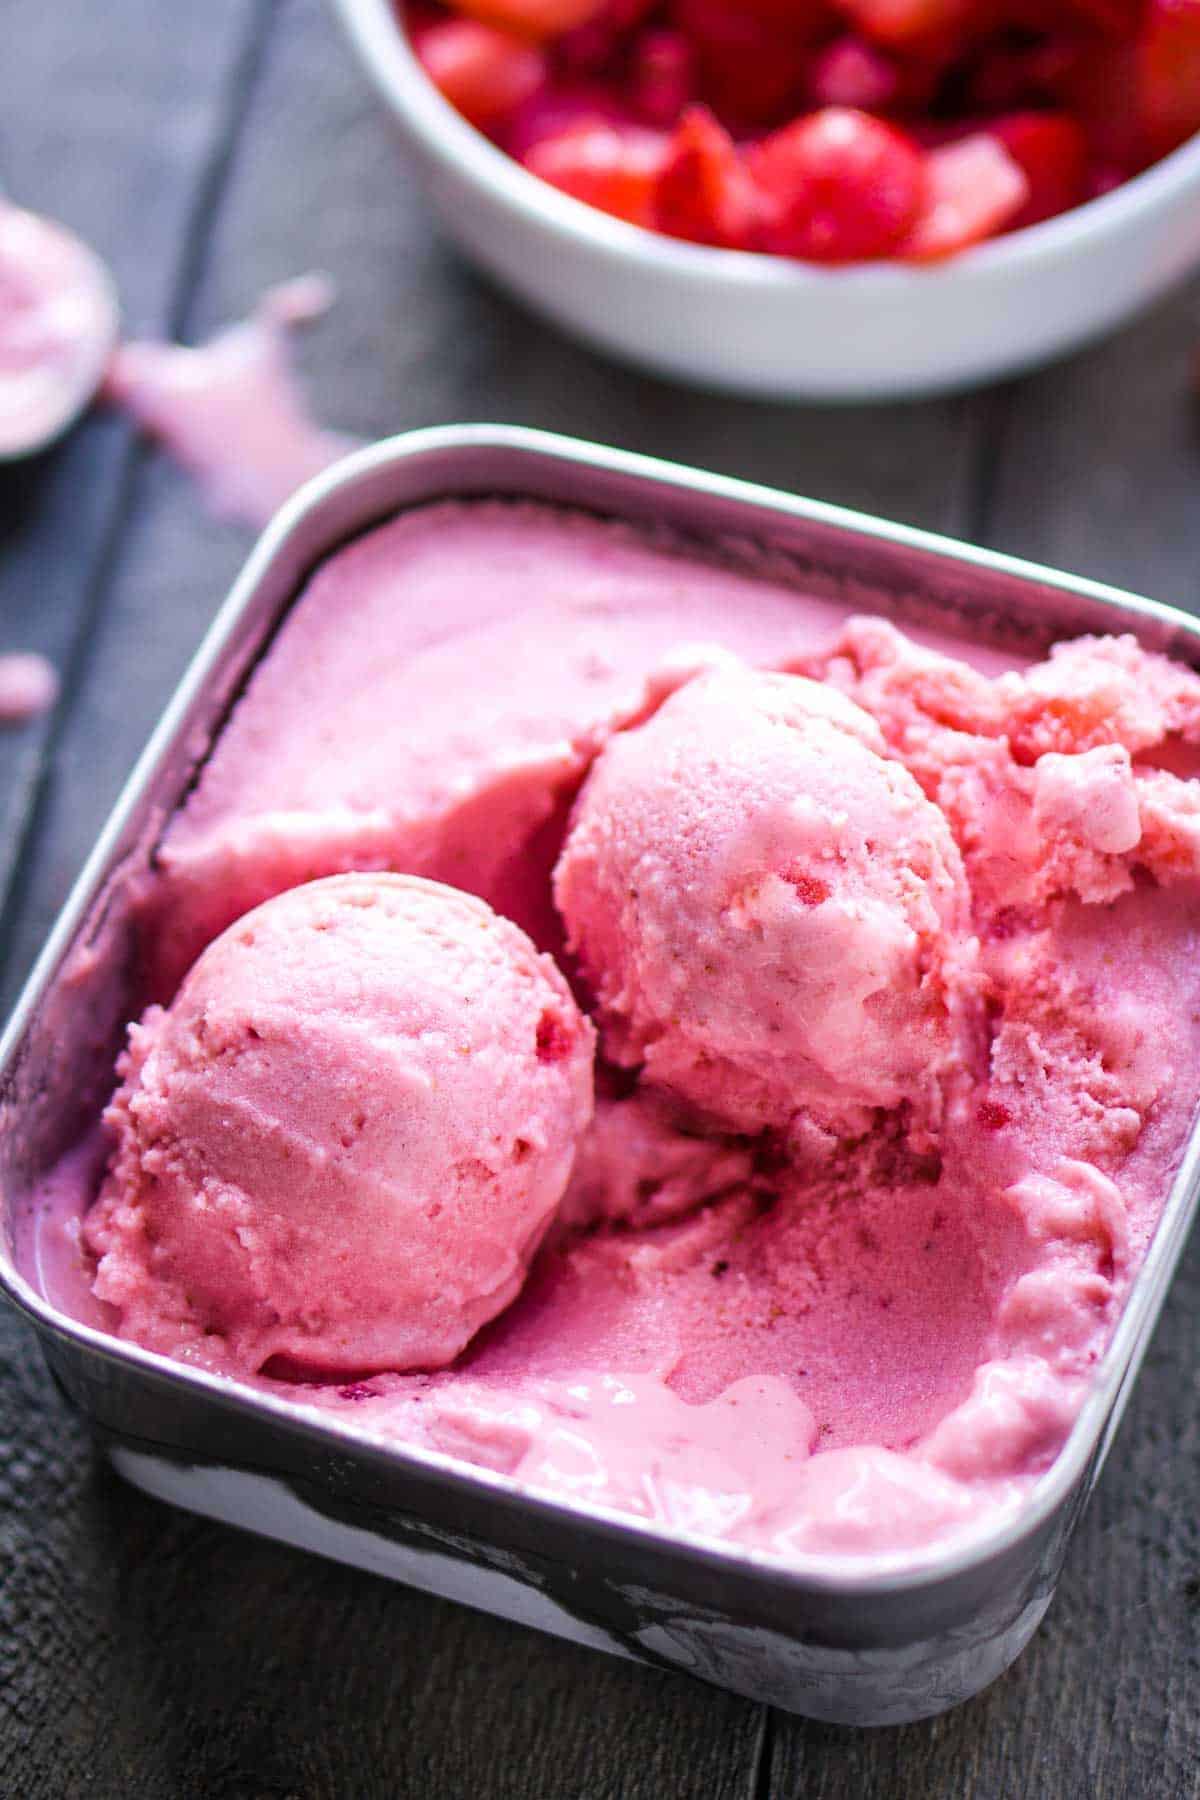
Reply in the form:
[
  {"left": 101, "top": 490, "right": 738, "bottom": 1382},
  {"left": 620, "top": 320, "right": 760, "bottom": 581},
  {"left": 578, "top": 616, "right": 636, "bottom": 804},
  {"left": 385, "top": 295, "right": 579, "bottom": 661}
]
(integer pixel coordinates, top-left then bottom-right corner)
[
  {"left": 907, "top": 114, "right": 990, "bottom": 148},
  {"left": 785, "top": 870, "right": 831, "bottom": 904},
  {"left": 669, "top": 0, "right": 818, "bottom": 127},
  {"left": 900, "top": 133, "right": 1029, "bottom": 259},
  {"left": 1084, "top": 158, "right": 1129, "bottom": 197},
  {"left": 807, "top": 36, "right": 900, "bottom": 110},
  {"left": 1138, "top": 0, "right": 1200, "bottom": 158},
  {"left": 535, "top": 1008, "right": 575, "bottom": 1061},
  {"left": 752, "top": 106, "right": 927, "bottom": 261},
  {"left": 415, "top": 19, "right": 548, "bottom": 128},
  {"left": 737, "top": 0, "right": 834, "bottom": 20},
  {"left": 1066, "top": 0, "right": 1146, "bottom": 31},
  {"left": 655, "top": 105, "right": 762, "bottom": 246},
  {"left": 838, "top": 0, "right": 967, "bottom": 48},
  {"left": 500, "top": 81, "right": 619, "bottom": 156},
  {"left": 1063, "top": 37, "right": 1145, "bottom": 165},
  {"left": 554, "top": 21, "right": 623, "bottom": 73},
  {"left": 991, "top": 111, "right": 1088, "bottom": 228},
  {"left": 446, "top": 0, "right": 607, "bottom": 40},
  {"left": 631, "top": 29, "right": 699, "bottom": 126},
  {"left": 409, "top": 0, "right": 1167, "bottom": 259},
  {"left": 607, "top": 0, "right": 660, "bottom": 23},
  {"left": 554, "top": 0, "right": 659, "bottom": 74},
  {"left": 964, "top": 36, "right": 1083, "bottom": 113},
  {"left": 523, "top": 121, "right": 671, "bottom": 224}
]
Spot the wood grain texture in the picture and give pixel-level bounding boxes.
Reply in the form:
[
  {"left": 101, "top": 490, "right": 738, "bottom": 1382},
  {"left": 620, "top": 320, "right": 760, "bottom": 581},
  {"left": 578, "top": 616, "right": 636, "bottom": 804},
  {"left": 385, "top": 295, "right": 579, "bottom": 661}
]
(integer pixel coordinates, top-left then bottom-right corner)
[
  {"left": 982, "top": 278, "right": 1200, "bottom": 602},
  {"left": 0, "top": 0, "right": 268, "bottom": 947},
  {"left": 1, "top": 1, "right": 1198, "bottom": 1796}
]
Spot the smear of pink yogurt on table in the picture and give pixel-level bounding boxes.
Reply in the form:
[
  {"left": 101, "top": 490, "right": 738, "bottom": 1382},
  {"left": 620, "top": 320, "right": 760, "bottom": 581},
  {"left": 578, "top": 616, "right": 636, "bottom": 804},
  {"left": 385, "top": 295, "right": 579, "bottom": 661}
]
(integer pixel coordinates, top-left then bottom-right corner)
[
  {"left": 0, "top": 651, "right": 57, "bottom": 723},
  {"left": 103, "top": 276, "right": 358, "bottom": 529}
]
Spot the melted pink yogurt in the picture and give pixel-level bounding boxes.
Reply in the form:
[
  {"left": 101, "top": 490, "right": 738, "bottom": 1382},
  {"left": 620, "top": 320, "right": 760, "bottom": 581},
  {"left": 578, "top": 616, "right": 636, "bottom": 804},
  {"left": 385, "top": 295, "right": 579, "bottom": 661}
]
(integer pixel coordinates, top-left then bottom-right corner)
[
  {"left": 104, "top": 276, "right": 356, "bottom": 528},
  {"left": 0, "top": 652, "right": 57, "bottom": 722},
  {"left": 0, "top": 199, "right": 117, "bottom": 458}
]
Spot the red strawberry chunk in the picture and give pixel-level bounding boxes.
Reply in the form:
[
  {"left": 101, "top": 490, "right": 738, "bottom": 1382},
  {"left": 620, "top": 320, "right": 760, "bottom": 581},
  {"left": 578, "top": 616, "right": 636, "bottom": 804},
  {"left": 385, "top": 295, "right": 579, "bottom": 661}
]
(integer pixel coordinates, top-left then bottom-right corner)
[
  {"left": 524, "top": 121, "right": 671, "bottom": 224},
  {"left": 1138, "top": 0, "right": 1200, "bottom": 159},
  {"left": 839, "top": 0, "right": 967, "bottom": 48},
  {"left": 655, "top": 104, "right": 762, "bottom": 246},
  {"left": 1063, "top": 37, "right": 1145, "bottom": 166},
  {"left": 900, "top": 133, "right": 1029, "bottom": 259},
  {"left": 1067, "top": 0, "right": 1146, "bottom": 32},
  {"left": 991, "top": 111, "right": 1088, "bottom": 229},
  {"left": 752, "top": 106, "right": 928, "bottom": 262},
  {"left": 669, "top": 0, "right": 818, "bottom": 127},
  {"left": 607, "top": 0, "right": 660, "bottom": 24},
  {"left": 808, "top": 36, "right": 900, "bottom": 110},
  {"left": 409, "top": 0, "right": 1169, "bottom": 258},
  {"left": 501, "top": 80, "right": 620, "bottom": 157},
  {"left": 1084, "top": 158, "right": 1128, "bottom": 197},
  {"left": 964, "top": 37, "right": 1083, "bottom": 113},
  {"left": 416, "top": 19, "right": 548, "bottom": 128},
  {"left": 554, "top": 21, "right": 623, "bottom": 73},
  {"left": 631, "top": 29, "right": 699, "bottom": 126},
  {"left": 536, "top": 1008, "right": 575, "bottom": 1061},
  {"left": 555, "top": 1, "right": 658, "bottom": 74},
  {"left": 445, "top": 0, "right": 607, "bottom": 39}
]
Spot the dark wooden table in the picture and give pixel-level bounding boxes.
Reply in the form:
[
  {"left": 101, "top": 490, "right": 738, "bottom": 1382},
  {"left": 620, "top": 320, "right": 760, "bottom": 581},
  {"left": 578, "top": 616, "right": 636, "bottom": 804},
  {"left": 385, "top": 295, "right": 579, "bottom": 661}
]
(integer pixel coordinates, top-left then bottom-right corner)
[{"left": 1, "top": 4, "right": 1198, "bottom": 1795}]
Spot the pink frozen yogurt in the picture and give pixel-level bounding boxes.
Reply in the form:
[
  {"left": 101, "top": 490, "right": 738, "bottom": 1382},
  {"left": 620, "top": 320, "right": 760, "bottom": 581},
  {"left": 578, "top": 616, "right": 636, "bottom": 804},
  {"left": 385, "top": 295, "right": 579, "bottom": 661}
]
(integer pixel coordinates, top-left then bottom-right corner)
[
  {"left": 27, "top": 499, "right": 1200, "bottom": 1567},
  {"left": 84, "top": 873, "right": 594, "bottom": 1376},
  {"left": 139, "top": 500, "right": 888, "bottom": 1000},
  {"left": 555, "top": 663, "right": 982, "bottom": 1149},
  {"left": 0, "top": 651, "right": 57, "bottom": 723}
]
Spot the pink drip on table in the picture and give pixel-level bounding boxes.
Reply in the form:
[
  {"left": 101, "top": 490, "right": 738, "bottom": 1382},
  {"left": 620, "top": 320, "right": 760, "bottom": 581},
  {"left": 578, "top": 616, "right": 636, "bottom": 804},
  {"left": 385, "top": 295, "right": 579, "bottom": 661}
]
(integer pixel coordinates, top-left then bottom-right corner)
[
  {"left": 0, "top": 652, "right": 57, "bottom": 723},
  {"left": 103, "top": 276, "right": 359, "bottom": 529}
]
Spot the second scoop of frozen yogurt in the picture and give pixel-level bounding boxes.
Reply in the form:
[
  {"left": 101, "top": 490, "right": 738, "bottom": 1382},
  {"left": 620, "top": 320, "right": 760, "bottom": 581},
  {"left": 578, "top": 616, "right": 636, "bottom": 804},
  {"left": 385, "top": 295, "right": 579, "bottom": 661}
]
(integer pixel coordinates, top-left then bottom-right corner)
[{"left": 554, "top": 662, "right": 981, "bottom": 1148}]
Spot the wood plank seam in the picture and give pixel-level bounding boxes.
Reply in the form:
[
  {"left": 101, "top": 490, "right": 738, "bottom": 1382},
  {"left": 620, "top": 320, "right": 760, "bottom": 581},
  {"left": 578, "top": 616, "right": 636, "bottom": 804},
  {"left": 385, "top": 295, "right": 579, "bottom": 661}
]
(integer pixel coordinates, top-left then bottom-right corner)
[{"left": 0, "top": 0, "right": 279, "bottom": 995}]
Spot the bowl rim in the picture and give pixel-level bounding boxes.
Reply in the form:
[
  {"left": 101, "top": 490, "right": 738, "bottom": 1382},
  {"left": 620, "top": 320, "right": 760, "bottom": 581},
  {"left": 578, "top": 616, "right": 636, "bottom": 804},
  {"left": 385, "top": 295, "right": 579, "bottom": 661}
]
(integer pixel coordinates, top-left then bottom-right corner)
[{"left": 332, "top": 0, "right": 1200, "bottom": 290}]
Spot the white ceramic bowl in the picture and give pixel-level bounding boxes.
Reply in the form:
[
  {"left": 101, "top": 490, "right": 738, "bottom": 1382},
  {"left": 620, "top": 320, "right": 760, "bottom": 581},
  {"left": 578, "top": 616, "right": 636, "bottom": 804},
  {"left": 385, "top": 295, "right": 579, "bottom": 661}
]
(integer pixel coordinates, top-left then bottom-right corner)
[{"left": 332, "top": 0, "right": 1200, "bottom": 400}]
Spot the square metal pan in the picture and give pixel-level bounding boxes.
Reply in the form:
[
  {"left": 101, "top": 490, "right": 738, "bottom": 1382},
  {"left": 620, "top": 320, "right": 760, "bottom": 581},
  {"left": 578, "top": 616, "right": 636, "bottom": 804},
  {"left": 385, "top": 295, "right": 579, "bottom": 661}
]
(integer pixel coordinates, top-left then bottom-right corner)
[{"left": 3, "top": 426, "right": 1199, "bottom": 1726}]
